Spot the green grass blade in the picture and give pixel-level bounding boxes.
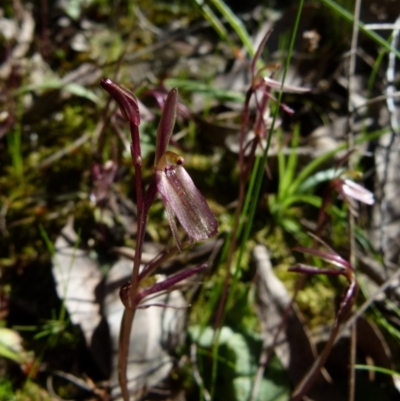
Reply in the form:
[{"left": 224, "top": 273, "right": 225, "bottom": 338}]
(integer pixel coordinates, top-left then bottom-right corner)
[
  {"left": 355, "top": 365, "right": 400, "bottom": 378},
  {"left": 164, "top": 78, "right": 245, "bottom": 102},
  {"left": 279, "top": 125, "right": 300, "bottom": 198},
  {"left": 319, "top": 0, "right": 400, "bottom": 59},
  {"left": 192, "top": 0, "right": 235, "bottom": 48},
  {"left": 278, "top": 193, "right": 322, "bottom": 210},
  {"left": 207, "top": 0, "right": 255, "bottom": 57},
  {"left": 277, "top": 130, "right": 287, "bottom": 200},
  {"left": 7, "top": 98, "right": 24, "bottom": 179},
  {"left": 297, "top": 168, "right": 344, "bottom": 193}
]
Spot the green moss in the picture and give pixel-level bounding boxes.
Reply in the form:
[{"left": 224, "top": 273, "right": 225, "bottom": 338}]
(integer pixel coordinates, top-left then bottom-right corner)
[{"left": 0, "top": 378, "right": 14, "bottom": 401}]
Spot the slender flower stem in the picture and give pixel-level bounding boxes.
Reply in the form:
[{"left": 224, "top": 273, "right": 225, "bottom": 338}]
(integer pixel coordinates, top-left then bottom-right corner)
[
  {"left": 290, "top": 318, "right": 341, "bottom": 401},
  {"left": 214, "top": 88, "right": 255, "bottom": 329},
  {"left": 289, "top": 269, "right": 358, "bottom": 400},
  {"left": 118, "top": 308, "right": 136, "bottom": 401},
  {"left": 118, "top": 119, "right": 146, "bottom": 401},
  {"left": 212, "top": 41, "right": 295, "bottom": 396},
  {"left": 347, "top": 0, "right": 362, "bottom": 397},
  {"left": 253, "top": 90, "right": 270, "bottom": 137},
  {"left": 212, "top": 84, "right": 265, "bottom": 400},
  {"left": 129, "top": 122, "right": 143, "bottom": 214},
  {"left": 127, "top": 119, "right": 146, "bottom": 304}
]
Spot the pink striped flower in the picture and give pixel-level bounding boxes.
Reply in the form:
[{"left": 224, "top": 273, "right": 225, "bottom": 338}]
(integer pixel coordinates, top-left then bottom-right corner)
[
  {"left": 339, "top": 178, "right": 374, "bottom": 205},
  {"left": 155, "top": 151, "right": 218, "bottom": 249},
  {"left": 332, "top": 176, "right": 374, "bottom": 216}
]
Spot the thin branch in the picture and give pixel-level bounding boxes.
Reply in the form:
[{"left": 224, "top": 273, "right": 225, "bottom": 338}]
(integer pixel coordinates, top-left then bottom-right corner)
[{"left": 347, "top": 0, "right": 362, "bottom": 398}]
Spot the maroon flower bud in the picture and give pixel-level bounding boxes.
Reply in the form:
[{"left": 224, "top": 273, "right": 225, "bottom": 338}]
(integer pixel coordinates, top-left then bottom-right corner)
[
  {"left": 137, "top": 263, "right": 208, "bottom": 303},
  {"left": 100, "top": 78, "right": 140, "bottom": 125},
  {"left": 119, "top": 264, "right": 208, "bottom": 309},
  {"left": 155, "top": 88, "right": 178, "bottom": 166}
]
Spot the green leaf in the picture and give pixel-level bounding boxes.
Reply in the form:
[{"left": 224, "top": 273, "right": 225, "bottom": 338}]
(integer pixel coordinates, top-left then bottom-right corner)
[
  {"left": 233, "top": 376, "right": 290, "bottom": 401},
  {"left": 189, "top": 325, "right": 234, "bottom": 348},
  {"left": 278, "top": 194, "right": 322, "bottom": 210},
  {"left": 164, "top": 78, "right": 244, "bottom": 102},
  {"left": 298, "top": 168, "right": 344, "bottom": 193},
  {"left": 279, "top": 126, "right": 300, "bottom": 197},
  {"left": 14, "top": 81, "right": 100, "bottom": 103},
  {"left": 226, "top": 332, "right": 254, "bottom": 376}
]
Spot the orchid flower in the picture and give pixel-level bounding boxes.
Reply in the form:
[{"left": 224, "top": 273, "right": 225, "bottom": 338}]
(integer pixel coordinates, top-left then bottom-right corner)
[
  {"left": 329, "top": 151, "right": 374, "bottom": 207},
  {"left": 332, "top": 177, "right": 374, "bottom": 205},
  {"left": 90, "top": 160, "right": 118, "bottom": 205},
  {"left": 329, "top": 172, "right": 375, "bottom": 218},
  {"left": 155, "top": 151, "right": 218, "bottom": 249}
]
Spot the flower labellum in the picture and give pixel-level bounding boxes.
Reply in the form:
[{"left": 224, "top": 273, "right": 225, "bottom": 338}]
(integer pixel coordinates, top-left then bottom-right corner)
[
  {"left": 155, "top": 151, "right": 218, "bottom": 249},
  {"left": 90, "top": 160, "right": 118, "bottom": 205}
]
